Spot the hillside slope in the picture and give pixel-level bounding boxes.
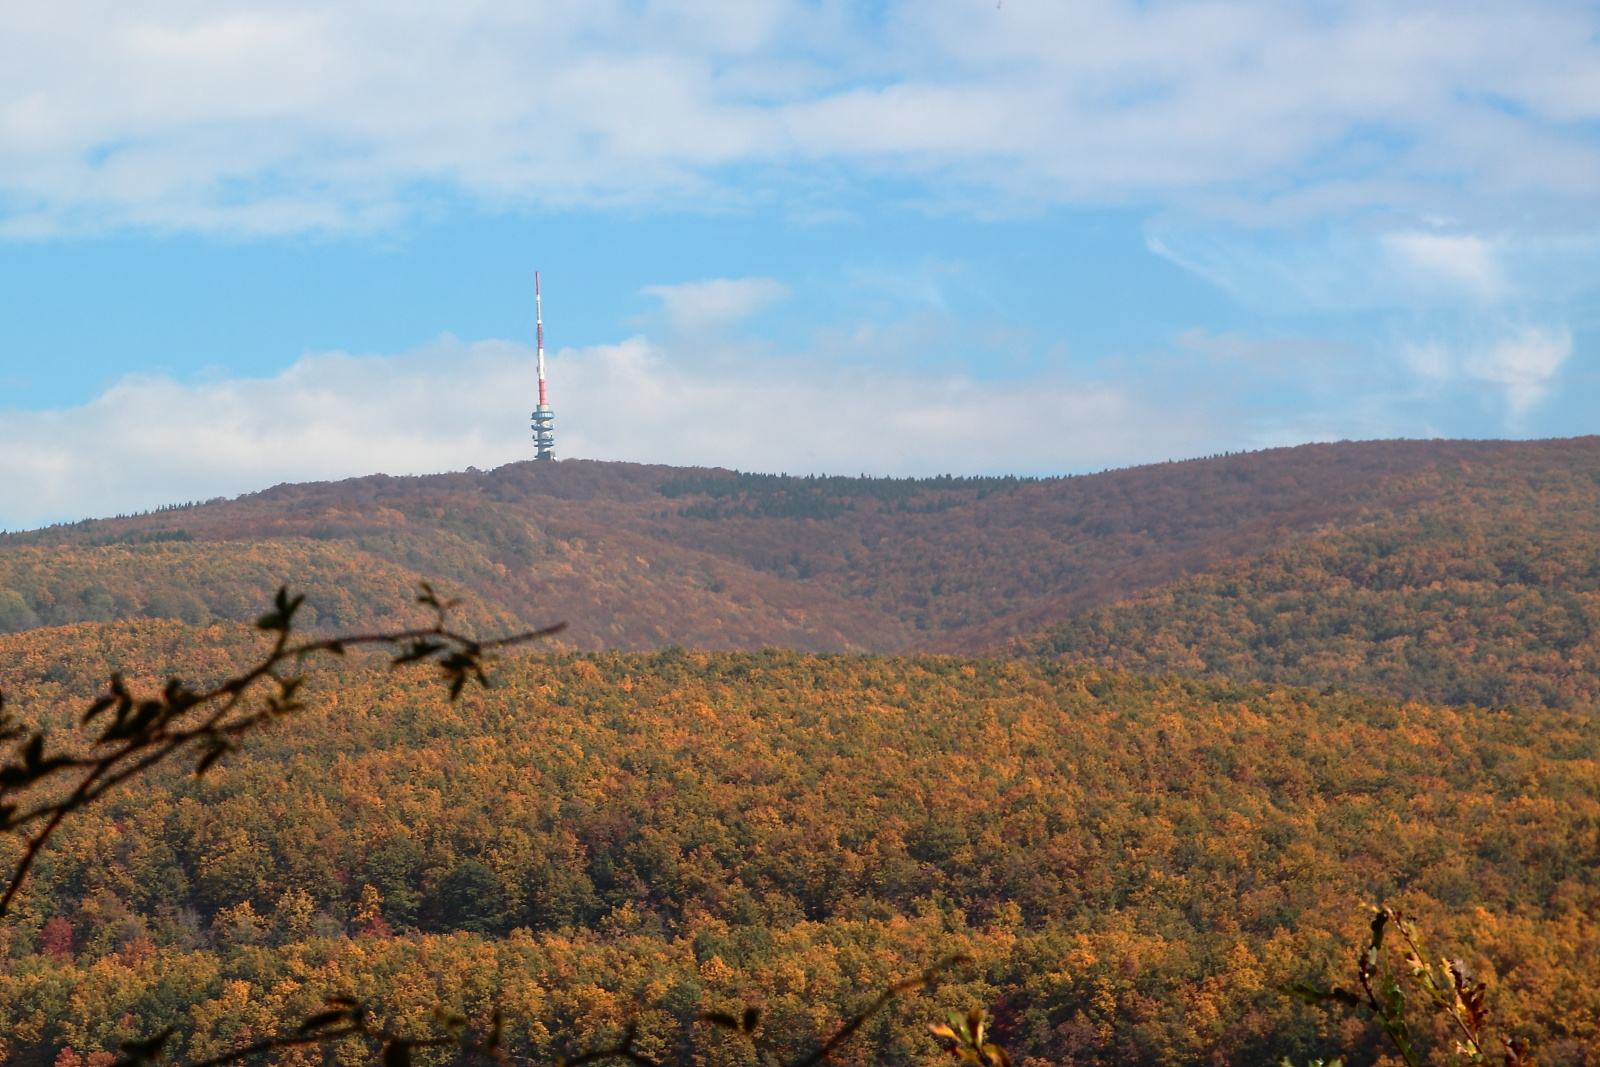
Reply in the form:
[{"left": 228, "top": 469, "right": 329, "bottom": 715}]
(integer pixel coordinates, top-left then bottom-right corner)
[
  {"left": 4, "top": 437, "right": 1587, "bottom": 654},
  {"left": 1, "top": 621, "right": 1597, "bottom": 1066},
  {"left": 1013, "top": 446, "right": 1600, "bottom": 709}
]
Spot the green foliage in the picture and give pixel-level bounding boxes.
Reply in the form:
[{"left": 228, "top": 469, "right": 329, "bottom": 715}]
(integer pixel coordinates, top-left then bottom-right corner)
[
  {"left": 0, "top": 590, "right": 36, "bottom": 633},
  {"left": 657, "top": 472, "right": 1045, "bottom": 520},
  {"left": 1017, "top": 524, "right": 1600, "bottom": 710},
  {"left": 86, "top": 530, "right": 195, "bottom": 548},
  {"left": 431, "top": 860, "right": 508, "bottom": 936},
  {"left": 0, "top": 540, "right": 520, "bottom": 633}
]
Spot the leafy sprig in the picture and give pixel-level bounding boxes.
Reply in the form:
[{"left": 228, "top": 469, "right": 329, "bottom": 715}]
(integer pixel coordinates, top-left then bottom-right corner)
[
  {"left": 1281, "top": 907, "right": 1531, "bottom": 1067},
  {"left": 929, "top": 1007, "right": 1012, "bottom": 1067}
]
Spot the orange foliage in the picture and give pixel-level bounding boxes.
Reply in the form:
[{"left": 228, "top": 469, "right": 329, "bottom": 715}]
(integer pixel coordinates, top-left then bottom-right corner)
[{"left": 0, "top": 622, "right": 1595, "bottom": 1066}]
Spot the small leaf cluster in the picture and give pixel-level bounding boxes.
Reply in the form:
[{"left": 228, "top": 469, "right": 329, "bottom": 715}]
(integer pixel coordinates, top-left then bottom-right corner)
[
  {"left": 1282, "top": 908, "right": 1533, "bottom": 1067},
  {"left": 929, "top": 1008, "right": 1012, "bottom": 1067}
]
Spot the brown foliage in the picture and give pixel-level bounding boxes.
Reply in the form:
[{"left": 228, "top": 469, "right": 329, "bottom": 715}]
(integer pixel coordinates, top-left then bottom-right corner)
[
  {"left": 5, "top": 438, "right": 1589, "bottom": 654},
  {"left": 1016, "top": 452, "right": 1600, "bottom": 709}
]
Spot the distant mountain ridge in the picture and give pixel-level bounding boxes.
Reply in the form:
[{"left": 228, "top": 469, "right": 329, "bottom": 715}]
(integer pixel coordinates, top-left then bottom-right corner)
[{"left": 3, "top": 438, "right": 1599, "bottom": 705}]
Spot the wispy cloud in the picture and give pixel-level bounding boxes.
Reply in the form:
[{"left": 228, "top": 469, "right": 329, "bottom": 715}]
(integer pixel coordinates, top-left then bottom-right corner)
[
  {"left": 1146, "top": 225, "right": 1530, "bottom": 314},
  {"left": 1, "top": 1, "right": 1598, "bottom": 234},
  {"left": 640, "top": 277, "right": 792, "bottom": 336},
  {"left": 1382, "top": 233, "right": 1505, "bottom": 301},
  {"left": 1406, "top": 325, "right": 1573, "bottom": 420}
]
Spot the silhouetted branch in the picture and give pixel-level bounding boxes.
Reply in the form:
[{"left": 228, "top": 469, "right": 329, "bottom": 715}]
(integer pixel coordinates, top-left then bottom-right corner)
[
  {"left": 790, "top": 955, "right": 969, "bottom": 1067},
  {"left": 557, "top": 1023, "right": 661, "bottom": 1067},
  {"left": 0, "top": 583, "right": 986, "bottom": 1067},
  {"left": 117, "top": 998, "right": 512, "bottom": 1067},
  {"left": 106, "top": 954, "right": 969, "bottom": 1067},
  {"left": 0, "top": 582, "right": 565, "bottom": 920}
]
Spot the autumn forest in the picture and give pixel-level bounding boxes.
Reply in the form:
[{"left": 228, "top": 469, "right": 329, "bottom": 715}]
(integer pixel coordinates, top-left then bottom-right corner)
[{"left": 2, "top": 438, "right": 1599, "bottom": 1067}]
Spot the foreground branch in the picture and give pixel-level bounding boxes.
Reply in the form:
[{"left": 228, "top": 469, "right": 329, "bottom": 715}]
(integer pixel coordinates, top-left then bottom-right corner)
[{"left": 0, "top": 582, "right": 565, "bottom": 920}]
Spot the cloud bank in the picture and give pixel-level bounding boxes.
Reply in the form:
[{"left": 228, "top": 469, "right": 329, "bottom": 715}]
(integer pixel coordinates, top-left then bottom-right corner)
[
  {"left": 0, "top": 336, "right": 1190, "bottom": 531},
  {"left": 1, "top": 274, "right": 1579, "bottom": 531},
  {"left": 1, "top": 0, "right": 1598, "bottom": 234}
]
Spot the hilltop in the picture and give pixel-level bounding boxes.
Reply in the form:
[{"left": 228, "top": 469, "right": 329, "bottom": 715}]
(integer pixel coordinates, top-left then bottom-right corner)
[{"left": 4, "top": 437, "right": 1587, "bottom": 663}]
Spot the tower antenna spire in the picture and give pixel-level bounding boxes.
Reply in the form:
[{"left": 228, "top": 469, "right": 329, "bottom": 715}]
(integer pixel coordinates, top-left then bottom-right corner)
[{"left": 531, "top": 270, "right": 555, "bottom": 460}]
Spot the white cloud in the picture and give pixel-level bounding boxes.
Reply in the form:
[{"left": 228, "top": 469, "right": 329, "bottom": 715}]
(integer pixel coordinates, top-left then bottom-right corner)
[
  {"left": 1, "top": 0, "right": 1598, "bottom": 233},
  {"left": 640, "top": 277, "right": 791, "bottom": 335},
  {"left": 0, "top": 310, "right": 1229, "bottom": 530},
  {"left": 1148, "top": 225, "right": 1528, "bottom": 314},
  {"left": 1382, "top": 233, "right": 1504, "bottom": 300},
  {"left": 554, "top": 335, "right": 1192, "bottom": 475},
  {"left": 1466, "top": 327, "right": 1573, "bottom": 417},
  {"left": 1403, "top": 324, "right": 1571, "bottom": 418},
  {"left": 0, "top": 345, "right": 518, "bottom": 530}
]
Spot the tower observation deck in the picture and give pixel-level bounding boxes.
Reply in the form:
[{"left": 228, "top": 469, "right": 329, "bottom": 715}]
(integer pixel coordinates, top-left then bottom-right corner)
[{"left": 531, "top": 270, "right": 555, "bottom": 460}]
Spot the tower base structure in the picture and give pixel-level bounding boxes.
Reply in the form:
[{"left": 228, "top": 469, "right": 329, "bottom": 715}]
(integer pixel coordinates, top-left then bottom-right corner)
[{"left": 532, "top": 405, "right": 555, "bottom": 460}]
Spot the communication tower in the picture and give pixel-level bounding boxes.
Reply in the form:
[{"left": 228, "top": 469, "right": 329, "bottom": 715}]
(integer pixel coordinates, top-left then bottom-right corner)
[{"left": 531, "top": 271, "right": 556, "bottom": 460}]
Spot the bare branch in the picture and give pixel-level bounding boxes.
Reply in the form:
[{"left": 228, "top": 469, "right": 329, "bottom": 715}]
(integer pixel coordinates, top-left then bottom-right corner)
[{"left": 0, "top": 584, "right": 565, "bottom": 920}]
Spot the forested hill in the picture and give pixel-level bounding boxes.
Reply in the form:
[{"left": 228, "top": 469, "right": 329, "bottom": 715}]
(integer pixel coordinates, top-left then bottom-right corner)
[
  {"left": 1013, "top": 438, "right": 1600, "bottom": 710},
  {"left": 3, "top": 437, "right": 1588, "bottom": 656}
]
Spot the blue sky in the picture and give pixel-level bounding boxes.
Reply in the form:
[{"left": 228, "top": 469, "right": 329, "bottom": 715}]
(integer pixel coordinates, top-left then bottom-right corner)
[{"left": 2, "top": 0, "right": 1598, "bottom": 528}]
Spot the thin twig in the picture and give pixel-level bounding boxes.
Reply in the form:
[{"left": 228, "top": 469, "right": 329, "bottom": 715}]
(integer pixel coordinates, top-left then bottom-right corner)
[
  {"left": 182, "top": 1027, "right": 365, "bottom": 1067},
  {"left": 789, "top": 955, "right": 969, "bottom": 1067},
  {"left": 0, "top": 583, "right": 565, "bottom": 920}
]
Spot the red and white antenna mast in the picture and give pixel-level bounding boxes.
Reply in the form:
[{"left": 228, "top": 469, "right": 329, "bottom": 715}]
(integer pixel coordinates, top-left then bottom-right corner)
[{"left": 531, "top": 270, "right": 555, "bottom": 460}]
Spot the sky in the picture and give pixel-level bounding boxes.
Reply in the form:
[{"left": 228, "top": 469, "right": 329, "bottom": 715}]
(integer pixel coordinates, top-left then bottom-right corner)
[{"left": 2, "top": 0, "right": 1599, "bottom": 529}]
